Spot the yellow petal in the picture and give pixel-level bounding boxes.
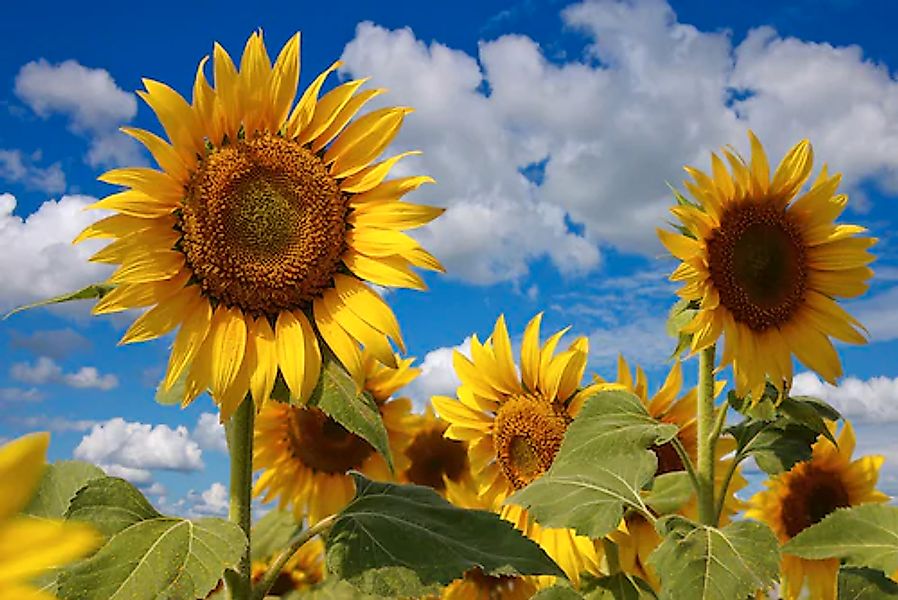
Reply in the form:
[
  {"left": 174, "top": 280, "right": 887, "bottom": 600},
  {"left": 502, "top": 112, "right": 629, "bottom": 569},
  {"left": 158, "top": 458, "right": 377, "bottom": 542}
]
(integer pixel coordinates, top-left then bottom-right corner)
[
  {"left": 137, "top": 79, "right": 204, "bottom": 162},
  {"left": 520, "top": 313, "right": 543, "bottom": 392},
  {"left": 88, "top": 190, "right": 177, "bottom": 218},
  {"left": 0, "top": 517, "right": 99, "bottom": 584},
  {"left": 0, "top": 433, "right": 48, "bottom": 519},
  {"left": 208, "top": 305, "right": 248, "bottom": 402},
  {"left": 657, "top": 228, "right": 701, "bottom": 261},
  {"left": 490, "top": 315, "right": 522, "bottom": 394},
  {"left": 323, "top": 289, "right": 396, "bottom": 368},
  {"left": 247, "top": 316, "right": 277, "bottom": 404},
  {"left": 92, "top": 270, "right": 189, "bottom": 315},
  {"left": 73, "top": 213, "right": 163, "bottom": 244},
  {"left": 269, "top": 33, "right": 301, "bottom": 129},
  {"left": 349, "top": 201, "right": 445, "bottom": 230},
  {"left": 162, "top": 296, "right": 212, "bottom": 391},
  {"left": 351, "top": 175, "right": 435, "bottom": 205},
  {"left": 332, "top": 274, "right": 404, "bottom": 352},
  {"left": 285, "top": 61, "right": 341, "bottom": 139},
  {"left": 89, "top": 226, "right": 180, "bottom": 264},
  {"left": 324, "top": 107, "right": 412, "bottom": 178},
  {"left": 98, "top": 167, "right": 184, "bottom": 204},
  {"left": 298, "top": 77, "right": 368, "bottom": 146},
  {"left": 313, "top": 296, "right": 364, "bottom": 387},
  {"left": 343, "top": 251, "right": 425, "bottom": 290},
  {"left": 108, "top": 251, "right": 185, "bottom": 285},
  {"left": 213, "top": 41, "right": 241, "bottom": 140},
  {"left": 311, "top": 88, "right": 385, "bottom": 153},
  {"left": 275, "top": 310, "right": 307, "bottom": 403},
  {"left": 120, "top": 285, "right": 203, "bottom": 345},
  {"left": 121, "top": 126, "right": 189, "bottom": 182},
  {"left": 747, "top": 130, "right": 770, "bottom": 195},
  {"left": 339, "top": 151, "right": 422, "bottom": 193},
  {"left": 296, "top": 310, "right": 322, "bottom": 402}
]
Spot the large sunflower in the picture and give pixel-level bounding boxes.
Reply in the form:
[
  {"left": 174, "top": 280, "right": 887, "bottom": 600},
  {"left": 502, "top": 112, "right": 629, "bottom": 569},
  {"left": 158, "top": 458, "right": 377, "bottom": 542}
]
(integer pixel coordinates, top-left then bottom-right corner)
[
  {"left": 432, "top": 313, "right": 601, "bottom": 585},
  {"left": 747, "top": 420, "right": 887, "bottom": 600},
  {"left": 253, "top": 350, "right": 417, "bottom": 524},
  {"left": 401, "top": 406, "right": 472, "bottom": 495},
  {"left": 601, "top": 357, "right": 747, "bottom": 590},
  {"left": 0, "top": 433, "right": 100, "bottom": 600},
  {"left": 658, "top": 132, "right": 874, "bottom": 399},
  {"left": 76, "top": 31, "right": 443, "bottom": 418}
]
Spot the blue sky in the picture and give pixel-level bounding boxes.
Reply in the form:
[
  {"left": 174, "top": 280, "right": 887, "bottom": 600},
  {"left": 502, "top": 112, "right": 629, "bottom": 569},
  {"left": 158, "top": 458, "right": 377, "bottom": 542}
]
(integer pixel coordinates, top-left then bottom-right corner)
[{"left": 2, "top": 0, "right": 898, "bottom": 516}]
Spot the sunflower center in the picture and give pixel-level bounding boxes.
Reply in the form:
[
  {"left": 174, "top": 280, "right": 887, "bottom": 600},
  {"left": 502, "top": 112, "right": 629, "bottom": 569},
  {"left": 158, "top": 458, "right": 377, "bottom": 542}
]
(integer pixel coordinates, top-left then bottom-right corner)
[
  {"left": 706, "top": 203, "right": 807, "bottom": 331},
  {"left": 404, "top": 427, "right": 468, "bottom": 491},
  {"left": 180, "top": 134, "right": 348, "bottom": 315},
  {"left": 285, "top": 406, "right": 374, "bottom": 475},
  {"left": 493, "top": 394, "right": 570, "bottom": 490},
  {"left": 781, "top": 464, "right": 851, "bottom": 538},
  {"left": 652, "top": 440, "right": 685, "bottom": 476}
]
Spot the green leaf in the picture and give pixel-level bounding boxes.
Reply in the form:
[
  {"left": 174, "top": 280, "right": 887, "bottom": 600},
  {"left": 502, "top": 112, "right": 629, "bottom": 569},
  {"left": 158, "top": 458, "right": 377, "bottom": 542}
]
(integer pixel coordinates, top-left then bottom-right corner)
[
  {"left": 838, "top": 567, "right": 898, "bottom": 599},
  {"left": 309, "top": 355, "right": 394, "bottom": 473},
  {"left": 727, "top": 389, "right": 777, "bottom": 421},
  {"left": 665, "top": 300, "right": 698, "bottom": 359},
  {"left": 790, "top": 395, "right": 842, "bottom": 421},
  {"left": 251, "top": 508, "right": 299, "bottom": 561},
  {"left": 649, "top": 516, "right": 779, "bottom": 600},
  {"left": 534, "top": 586, "right": 585, "bottom": 599},
  {"left": 726, "top": 419, "right": 817, "bottom": 475},
  {"left": 326, "top": 473, "right": 563, "bottom": 597},
  {"left": 58, "top": 477, "right": 246, "bottom": 600},
  {"left": 507, "top": 391, "right": 678, "bottom": 538},
  {"left": 293, "top": 579, "right": 380, "bottom": 600},
  {"left": 587, "top": 573, "right": 658, "bottom": 599},
  {"left": 154, "top": 370, "right": 187, "bottom": 406},
  {"left": 24, "top": 460, "right": 105, "bottom": 519},
  {"left": 644, "top": 472, "right": 693, "bottom": 515},
  {"left": 779, "top": 395, "right": 838, "bottom": 446},
  {"left": 3, "top": 283, "right": 115, "bottom": 319},
  {"left": 784, "top": 504, "right": 898, "bottom": 575}
]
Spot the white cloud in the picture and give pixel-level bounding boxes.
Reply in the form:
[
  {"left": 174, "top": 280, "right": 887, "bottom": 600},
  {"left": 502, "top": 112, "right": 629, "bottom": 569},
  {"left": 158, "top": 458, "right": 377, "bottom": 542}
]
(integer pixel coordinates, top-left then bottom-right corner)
[
  {"left": 188, "top": 482, "right": 229, "bottom": 517},
  {"left": 338, "top": 0, "right": 898, "bottom": 284},
  {"left": 99, "top": 463, "right": 153, "bottom": 485},
  {"left": 405, "top": 337, "right": 471, "bottom": 411},
  {"left": 74, "top": 418, "right": 204, "bottom": 472},
  {"left": 193, "top": 413, "right": 228, "bottom": 453},
  {"left": 0, "top": 387, "right": 44, "bottom": 404},
  {"left": 849, "top": 285, "right": 898, "bottom": 342},
  {"left": 14, "top": 59, "right": 141, "bottom": 168},
  {"left": 9, "top": 328, "right": 92, "bottom": 359},
  {"left": 0, "top": 193, "right": 112, "bottom": 313},
  {"left": 10, "top": 356, "right": 117, "bottom": 390},
  {"left": 792, "top": 372, "right": 898, "bottom": 423},
  {"left": 0, "top": 149, "right": 65, "bottom": 193}
]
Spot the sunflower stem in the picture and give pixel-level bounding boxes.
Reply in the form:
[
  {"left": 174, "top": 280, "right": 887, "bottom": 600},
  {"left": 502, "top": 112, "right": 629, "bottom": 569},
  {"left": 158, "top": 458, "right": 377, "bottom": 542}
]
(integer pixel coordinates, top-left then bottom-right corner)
[
  {"left": 670, "top": 436, "right": 700, "bottom": 496},
  {"left": 696, "top": 344, "right": 717, "bottom": 526},
  {"left": 250, "top": 515, "right": 337, "bottom": 600},
  {"left": 225, "top": 395, "right": 255, "bottom": 600},
  {"left": 713, "top": 451, "right": 742, "bottom": 524},
  {"left": 601, "top": 537, "right": 621, "bottom": 575}
]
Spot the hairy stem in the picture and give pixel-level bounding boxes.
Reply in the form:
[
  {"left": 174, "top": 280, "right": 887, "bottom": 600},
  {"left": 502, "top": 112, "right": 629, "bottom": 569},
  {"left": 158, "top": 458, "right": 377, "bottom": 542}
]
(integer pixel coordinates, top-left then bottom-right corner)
[
  {"left": 250, "top": 515, "right": 338, "bottom": 600},
  {"left": 714, "top": 452, "right": 742, "bottom": 524},
  {"left": 225, "top": 396, "right": 255, "bottom": 600},
  {"left": 670, "top": 436, "right": 700, "bottom": 497},
  {"left": 696, "top": 345, "right": 717, "bottom": 526}
]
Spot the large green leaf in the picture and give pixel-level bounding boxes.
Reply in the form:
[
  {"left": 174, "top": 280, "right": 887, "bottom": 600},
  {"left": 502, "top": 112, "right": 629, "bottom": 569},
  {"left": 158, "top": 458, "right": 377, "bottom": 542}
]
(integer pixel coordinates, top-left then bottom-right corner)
[
  {"left": 507, "top": 391, "right": 677, "bottom": 538},
  {"left": 643, "top": 472, "right": 693, "bottom": 515},
  {"left": 838, "top": 567, "right": 898, "bottom": 599},
  {"left": 24, "top": 461, "right": 105, "bottom": 519},
  {"left": 309, "top": 355, "right": 394, "bottom": 473},
  {"left": 726, "top": 419, "right": 817, "bottom": 475},
  {"left": 251, "top": 508, "right": 299, "bottom": 561},
  {"left": 58, "top": 477, "right": 246, "bottom": 600},
  {"left": 326, "top": 473, "right": 563, "bottom": 597},
  {"left": 784, "top": 504, "right": 898, "bottom": 575},
  {"left": 3, "top": 283, "right": 115, "bottom": 319},
  {"left": 649, "top": 516, "right": 779, "bottom": 600}
]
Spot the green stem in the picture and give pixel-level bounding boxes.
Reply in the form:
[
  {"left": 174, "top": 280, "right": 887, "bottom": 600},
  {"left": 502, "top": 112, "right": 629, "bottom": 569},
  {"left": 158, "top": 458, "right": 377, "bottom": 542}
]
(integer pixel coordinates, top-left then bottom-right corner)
[
  {"left": 708, "top": 398, "right": 729, "bottom": 450},
  {"left": 713, "top": 452, "right": 742, "bottom": 525},
  {"left": 602, "top": 537, "right": 621, "bottom": 575},
  {"left": 670, "top": 436, "right": 700, "bottom": 497},
  {"left": 225, "top": 396, "right": 254, "bottom": 600},
  {"left": 250, "top": 515, "right": 337, "bottom": 600},
  {"left": 696, "top": 345, "right": 717, "bottom": 526}
]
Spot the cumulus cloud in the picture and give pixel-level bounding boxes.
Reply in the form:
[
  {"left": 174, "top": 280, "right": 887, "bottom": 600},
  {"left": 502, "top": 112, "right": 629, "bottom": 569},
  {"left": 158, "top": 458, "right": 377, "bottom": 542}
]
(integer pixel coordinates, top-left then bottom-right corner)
[
  {"left": 404, "top": 337, "right": 472, "bottom": 410},
  {"left": 0, "top": 193, "right": 112, "bottom": 313},
  {"left": 74, "top": 418, "right": 204, "bottom": 472},
  {"left": 14, "top": 59, "right": 141, "bottom": 168},
  {"left": 792, "top": 372, "right": 898, "bottom": 423},
  {"left": 0, "top": 149, "right": 65, "bottom": 194},
  {"left": 192, "top": 413, "right": 228, "bottom": 453},
  {"left": 188, "top": 483, "right": 229, "bottom": 517},
  {"left": 9, "top": 328, "right": 92, "bottom": 359},
  {"left": 10, "top": 356, "right": 117, "bottom": 390},
  {"left": 338, "top": 0, "right": 898, "bottom": 284}
]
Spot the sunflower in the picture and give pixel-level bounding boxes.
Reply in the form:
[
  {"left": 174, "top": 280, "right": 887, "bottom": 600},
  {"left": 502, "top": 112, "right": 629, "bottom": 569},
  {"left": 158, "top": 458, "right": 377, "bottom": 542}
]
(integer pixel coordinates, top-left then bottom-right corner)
[
  {"left": 658, "top": 131, "right": 874, "bottom": 400},
  {"left": 601, "top": 357, "right": 747, "bottom": 590},
  {"left": 75, "top": 31, "right": 443, "bottom": 418},
  {"left": 0, "top": 433, "right": 100, "bottom": 600},
  {"left": 747, "top": 420, "right": 887, "bottom": 600},
  {"left": 432, "top": 313, "right": 601, "bottom": 585},
  {"left": 250, "top": 537, "right": 324, "bottom": 596},
  {"left": 401, "top": 406, "right": 472, "bottom": 494},
  {"left": 441, "top": 568, "right": 538, "bottom": 600},
  {"left": 253, "top": 350, "right": 417, "bottom": 524}
]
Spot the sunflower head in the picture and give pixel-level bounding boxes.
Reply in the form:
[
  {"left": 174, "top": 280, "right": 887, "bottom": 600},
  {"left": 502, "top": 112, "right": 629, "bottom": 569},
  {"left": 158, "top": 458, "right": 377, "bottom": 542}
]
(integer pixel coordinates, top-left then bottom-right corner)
[
  {"left": 747, "top": 420, "right": 888, "bottom": 600},
  {"left": 77, "top": 31, "right": 444, "bottom": 417},
  {"left": 402, "top": 406, "right": 471, "bottom": 493},
  {"left": 253, "top": 350, "right": 416, "bottom": 524},
  {"left": 432, "top": 313, "right": 601, "bottom": 585},
  {"left": 658, "top": 131, "right": 875, "bottom": 400}
]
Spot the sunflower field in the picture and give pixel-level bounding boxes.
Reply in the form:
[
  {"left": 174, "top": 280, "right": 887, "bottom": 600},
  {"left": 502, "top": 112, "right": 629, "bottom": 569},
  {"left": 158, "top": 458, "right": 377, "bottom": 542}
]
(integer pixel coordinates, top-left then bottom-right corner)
[{"left": 4, "top": 25, "right": 898, "bottom": 600}]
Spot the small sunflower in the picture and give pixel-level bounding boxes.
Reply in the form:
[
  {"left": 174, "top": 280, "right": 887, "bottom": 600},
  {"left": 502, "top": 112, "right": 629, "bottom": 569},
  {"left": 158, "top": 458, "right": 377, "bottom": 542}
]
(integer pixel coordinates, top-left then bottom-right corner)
[
  {"left": 658, "top": 132, "right": 874, "bottom": 399},
  {"left": 250, "top": 537, "right": 324, "bottom": 596},
  {"left": 253, "top": 350, "right": 417, "bottom": 524},
  {"left": 432, "top": 313, "right": 601, "bottom": 585},
  {"left": 747, "top": 420, "right": 887, "bottom": 600},
  {"left": 601, "top": 357, "right": 747, "bottom": 590},
  {"left": 76, "top": 31, "right": 443, "bottom": 418},
  {"left": 441, "top": 568, "right": 538, "bottom": 600},
  {"left": 401, "top": 406, "right": 472, "bottom": 494},
  {"left": 0, "top": 433, "right": 100, "bottom": 600}
]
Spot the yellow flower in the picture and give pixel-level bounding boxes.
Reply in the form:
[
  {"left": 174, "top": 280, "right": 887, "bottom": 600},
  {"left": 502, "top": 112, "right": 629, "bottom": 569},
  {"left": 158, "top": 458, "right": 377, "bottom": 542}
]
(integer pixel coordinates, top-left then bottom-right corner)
[
  {"left": 0, "top": 433, "right": 100, "bottom": 600},
  {"left": 432, "top": 313, "right": 601, "bottom": 586},
  {"left": 401, "top": 406, "right": 472, "bottom": 495},
  {"left": 602, "top": 357, "right": 747, "bottom": 590},
  {"left": 747, "top": 420, "right": 888, "bottom": 600},
  {"left": 658, "top": 131, "right": 874, "bottom": 400},
  {"left": 76, "top": 31, "right": 443, "bottom": 418},
  {"left": 441, "top": 568, "right": 538, "bottom": 600},
  {"left": 250, "top": 537, "right": 324, "bottom": 595},
  {"left": 253, "top": 351, "right": 417, "bottom": 524}
]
